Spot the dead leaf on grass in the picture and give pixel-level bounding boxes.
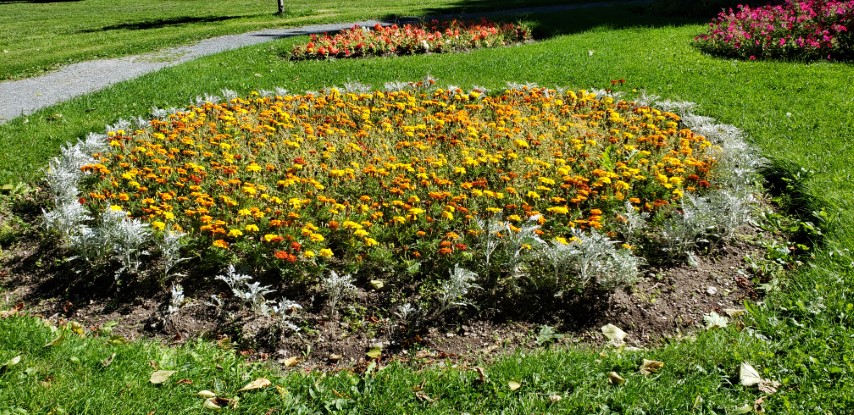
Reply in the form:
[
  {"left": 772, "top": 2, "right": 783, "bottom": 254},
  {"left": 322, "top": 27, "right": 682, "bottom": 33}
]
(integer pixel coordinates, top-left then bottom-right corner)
[
  {"left": 414, "top": 391, "right": 435, "bottom": 403},
  {"left": 739, "top": 362, "right": 781, "bottom": 394},
  {"left": 150, "top": 370, "right": 176, "bottom": 385},
  {"left": 101, "top": 353, "right": 116, "bottom": 368},
  {"left": 607, "top": 371, "right": 625, "bottom": 385},
  {"left": 0, "top": 355, "right": 21, "bottom": 373},
  {"left": 198, "top": 390, "right": 217, "bottom": 398},
  {"left": 474, "top": 366, "right": 488, "bottom": 383},
  {"left": 639, "top": 359, "right": 665, "bottom": 375},
  {"left": 507, "top": 380, "right": 522, "bottom": 391},
  {"left": 366, "top": 345, "right": 382, "bottom": 360},
  {"left": 601, "top": 324, "right": 627, "bottom": 347},
  {"left": 703, "top": 312, "right": 729, "bottom": 329},
  {"left": 280, "top": 356, "right": 300, "bottom": 367},
  {"left": 239, "top": 377, "right": 272, "bottom": 392}
]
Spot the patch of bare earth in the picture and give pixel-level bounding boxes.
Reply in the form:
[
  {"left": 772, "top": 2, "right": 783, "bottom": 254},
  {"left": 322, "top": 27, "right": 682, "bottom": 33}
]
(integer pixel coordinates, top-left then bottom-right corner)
[{"left": 0, "top": 221, "right": 772, "bottom": 371}]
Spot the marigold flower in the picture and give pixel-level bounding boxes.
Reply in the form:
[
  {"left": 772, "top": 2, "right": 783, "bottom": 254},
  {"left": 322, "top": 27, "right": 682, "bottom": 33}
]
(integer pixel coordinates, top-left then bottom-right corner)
[
  {"left": 212, "top": 239, "right": 229, "bottom": 249},
  {"left": 318, "top": 248, "right": 334, "bottom": 258}
]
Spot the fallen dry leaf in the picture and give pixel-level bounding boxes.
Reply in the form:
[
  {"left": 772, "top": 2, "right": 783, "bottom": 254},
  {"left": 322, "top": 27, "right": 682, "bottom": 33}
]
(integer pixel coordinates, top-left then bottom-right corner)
[
  {"left": 239, "top": 377, "right": 272, "bottom": 392},
  {"left": 739, "top": 362, "right": 762, "bottom": 387},
  {"left": 474, "top": 366, "right": 488, "bottom": 383},
  {"left": 507, "top": 380, "right": 521, "bottom": 391},
  {"left": 414, "top": 391, "right": 435, "bottom": 403},
  {"left": 101, "top": 353, "right": 116, "bottom": 368},
  {"left": 601, "top": 324, "right": 627, "bottom": 347},
  {"left": 198, "top": 390, "right": 217, "bottom": 399},
  {"left": 608, "top": 371, "right": 625, "bottom": 385},
  {"left": 639, "top": 359, "right": 665, "bottom": 375},
  {"left": 280, "top": 356, "right": 300, "bottom": 367},
  {"left": 150, "top": 370, "right": 177, "bottom": 385},
  {"left": 549, "top": 394, "right": 562, "bottom": 403}
]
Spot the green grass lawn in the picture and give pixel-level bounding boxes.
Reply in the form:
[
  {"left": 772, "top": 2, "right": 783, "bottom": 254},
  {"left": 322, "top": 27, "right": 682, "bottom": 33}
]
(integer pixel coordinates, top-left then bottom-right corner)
[
  {"left": 1, "top": 4, "right": 854, "bottom": 413},
  {"left": 0, "top": 0, "right": 610, "bottom": 80}
]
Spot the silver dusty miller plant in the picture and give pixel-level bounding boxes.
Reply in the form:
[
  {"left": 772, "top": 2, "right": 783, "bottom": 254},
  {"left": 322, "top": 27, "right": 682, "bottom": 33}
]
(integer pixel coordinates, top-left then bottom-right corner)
[
  {"left": 534, "top": 229, "right": 640, "bottom": 294},
  {"left": 214, "top": 265, "right": 302, "bottom": 330},
  {"left": 322, "top": 270, "right": 356, "bottom": 318},
  {"left": 434, "top": 264, "right": 480, "bottom": 318}
]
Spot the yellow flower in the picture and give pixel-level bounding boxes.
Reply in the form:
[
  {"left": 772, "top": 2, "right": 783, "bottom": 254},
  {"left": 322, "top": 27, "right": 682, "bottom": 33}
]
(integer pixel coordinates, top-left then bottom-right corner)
[
  {"left": 546, "top": 206, "right": 569, "bottom": 215},
  {"left": 354, "top": 229, "right": 369, "bottom": 237},
  {"left": 238, "top": 208, "right": 252, "bottom": 216},
  {"left": 319, "top": 248, "right": 334, "bottom": 258},
  {"left": 304, "top": 250, "right": 316, "bottom": 258},
  {"left": 442, "top": 211, "right": 454, "bottom": 220},
  {"left": 363, "top": 237, "right": 379, "bottom": 247},
  {"left": 212, "top": 239, "right": 229, "bottom": 249},
  {"left": 264, "top": 234, "right": 280, "bottom": 242},
  {"left": 244, "top": 224, "right": 259, "bottom": 232},
  {"left": 228, "top": 229, "right": 243, "bottom": 238},
  {"left": 151, "top": 221, "right": 166, "bottom": 231},
  {"left": 309, "top": 233, "right": 325, "bottom": 242}
]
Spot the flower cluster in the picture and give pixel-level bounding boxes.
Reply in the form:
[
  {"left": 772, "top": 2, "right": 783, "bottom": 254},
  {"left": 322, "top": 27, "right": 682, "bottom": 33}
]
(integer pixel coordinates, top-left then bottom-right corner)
[
  {"left": 77, "top": 85, "right": 717, "bottom": 276},
  {"left": 694, "top": 0, "right": 854, "bottom": 61},
  {"left": 291, "top": 19, "right": 532, "bottom": 59}
]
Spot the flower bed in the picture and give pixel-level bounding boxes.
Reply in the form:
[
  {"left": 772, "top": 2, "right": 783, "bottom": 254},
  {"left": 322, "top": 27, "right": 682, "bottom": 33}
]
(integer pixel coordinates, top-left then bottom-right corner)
[
  {"left": 290, "top": 19, "right": 532, "bottom": 59},
  {"left": 693, "top": 0, "right": 854, "bottom": 61},
  {"left": 42, "top": 82, "right": 762, "bottom": 318}
]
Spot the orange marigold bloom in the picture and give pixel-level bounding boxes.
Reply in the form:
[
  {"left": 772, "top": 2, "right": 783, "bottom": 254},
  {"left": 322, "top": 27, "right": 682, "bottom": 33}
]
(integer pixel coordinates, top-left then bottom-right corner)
[
  {"left": 438, "top": 247, "right": 453, "bottom": 255},
  {"left": 212, "top": 239, "right": 229, "bottom": 249}
]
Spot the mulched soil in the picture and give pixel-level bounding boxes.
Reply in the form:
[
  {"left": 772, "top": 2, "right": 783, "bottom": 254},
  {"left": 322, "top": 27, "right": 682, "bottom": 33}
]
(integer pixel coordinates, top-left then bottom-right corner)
[{"left": 0, "top": 208, "right": 776, "bottom": 371}]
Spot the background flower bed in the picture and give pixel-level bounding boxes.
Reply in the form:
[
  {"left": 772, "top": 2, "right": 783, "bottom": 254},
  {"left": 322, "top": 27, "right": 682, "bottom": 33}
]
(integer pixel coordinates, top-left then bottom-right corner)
[
  {"left": 694, "top": 0, "right": 854, "bottom": 60},
  {"left": 290, "top": 20, "right": 532, "bottom": 59}
]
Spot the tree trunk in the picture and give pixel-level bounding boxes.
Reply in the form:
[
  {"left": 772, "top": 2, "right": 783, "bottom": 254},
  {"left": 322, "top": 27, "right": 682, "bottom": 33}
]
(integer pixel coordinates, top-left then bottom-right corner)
[{"left": 277, "top": 0, "right": 284, "bottom": 15}]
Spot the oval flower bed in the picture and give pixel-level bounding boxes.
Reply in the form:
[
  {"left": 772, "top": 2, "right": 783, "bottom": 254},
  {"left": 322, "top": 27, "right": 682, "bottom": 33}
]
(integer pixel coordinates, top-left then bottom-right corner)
[
  {"left": 290, "top": 19, "right": 532, "bottom": 59},
  {"left": 694, "top": 0, "right": 854, "bottom": 61},
  {"left": 42, "top": 82, "right": 762, "bottom": 325}
]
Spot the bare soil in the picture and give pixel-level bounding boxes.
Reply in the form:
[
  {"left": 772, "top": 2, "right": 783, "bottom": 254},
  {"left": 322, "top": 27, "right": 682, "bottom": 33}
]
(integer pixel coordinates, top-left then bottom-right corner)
[{"left": 0, "top": 215, "right": 776, "bottom": 371}]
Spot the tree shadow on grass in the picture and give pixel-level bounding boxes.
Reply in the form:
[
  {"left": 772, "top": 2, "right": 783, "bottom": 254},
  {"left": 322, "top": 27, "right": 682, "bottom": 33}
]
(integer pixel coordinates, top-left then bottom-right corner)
[
  {"left": 382, "top": 0, "right": 706, "bottom": 41},
  {"left": 79, "top": 15, "right": 251, "bottom": 33},
  {"left": 0, "top": 0, "right": 80, "bottom": 3}
]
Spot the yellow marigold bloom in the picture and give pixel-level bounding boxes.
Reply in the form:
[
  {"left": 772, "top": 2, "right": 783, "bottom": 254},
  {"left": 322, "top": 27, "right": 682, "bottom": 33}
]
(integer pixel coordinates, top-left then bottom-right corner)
[
  {"left": 442, "top": 211, "right": 454, "bottom": 220},
  {"left": 244, "top": 224, "right": 259, "bottom": 233},
  {"left": 246, "top": 163, "right": 262, "bottom": 173},
  {"left": 487, "top": 207, "right": 502, "bottom": 214},
  {"left": 514, "top": 139, "right": 529, "bottom": 149},
  {"left": 238, "top": 208, "right": 252, "bottom": 216},
  {"left": 454, "top": 166, "right": 466, "bottom": 175},
  {"left": 212, "top": 239, "right": 229, "bottom": 249},
  {"left": 547, "top": 206, "right": 569, "bottom": 215},
  {"left": 319, "top": 248, "right": 334, "bottom": 258},
  {"left": 151, "top": 221, "right": 166, "bottom": 231},
  {"left": 304, "top": 250, "right": 316, "bottom": 258},
  {"left": 539, "top": 177, "right": 556, "bottom": 186},
  {"left": 342, "top": 220, "right": 363, "bottom": 230},
  {"left": 163, "top": 211, "right": 175, "bottom": 220},
  {"left": 263, "top": 234, "right": 280, "bottom": 242},
  {"left": 364, "top": 237, "right": 379, "bottom": 247},
  {"left": 354, "top": 229, "right": 369, "bottom": 237},
  {"left": 555, "top": 236, "right": 569, "bottom": 245},
  {"left": 309, "top": 233, "right": 325, "bottom": 242},
  {"left": 407, "top": 207, "right": 425, "bottom": 216},
  {"left": 228, "top": 229, "right": 243, "bottom": 238},
  {"left": 527, "top": 191, "right": 540, "bottom": 199},
  {"left": 110, "top": 205, "right": 124, "bottom": 212},
  {"left": 393, "top": 216, "right": 406, "bottom": 224},
  {"left": 508, "top": 214, "right": 522, "bottom": 222}
]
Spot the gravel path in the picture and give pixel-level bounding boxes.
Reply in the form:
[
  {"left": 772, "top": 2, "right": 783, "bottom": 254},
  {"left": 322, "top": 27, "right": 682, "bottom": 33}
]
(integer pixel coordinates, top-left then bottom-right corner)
[{"left": 0, "top": 0, "right": 648, "bottom": 124}]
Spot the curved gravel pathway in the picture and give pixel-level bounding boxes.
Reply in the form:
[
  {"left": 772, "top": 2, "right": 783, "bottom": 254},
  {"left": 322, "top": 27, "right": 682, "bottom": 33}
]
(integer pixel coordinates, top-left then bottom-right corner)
[{"left": 0, "top": 0, "right": 648, "bottom": 124}]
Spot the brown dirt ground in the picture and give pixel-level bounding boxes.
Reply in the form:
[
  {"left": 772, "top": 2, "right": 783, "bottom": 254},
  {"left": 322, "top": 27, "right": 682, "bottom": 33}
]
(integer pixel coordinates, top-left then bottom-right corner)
[{"left": 0, "top": 216, "right": 777, "bottom": 371}]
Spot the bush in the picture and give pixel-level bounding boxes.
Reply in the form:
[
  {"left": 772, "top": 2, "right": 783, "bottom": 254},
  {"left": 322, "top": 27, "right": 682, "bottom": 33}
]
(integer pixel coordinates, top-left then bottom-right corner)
[{"left": 693, "top": 0, "right": 854, "bottom": 61}]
